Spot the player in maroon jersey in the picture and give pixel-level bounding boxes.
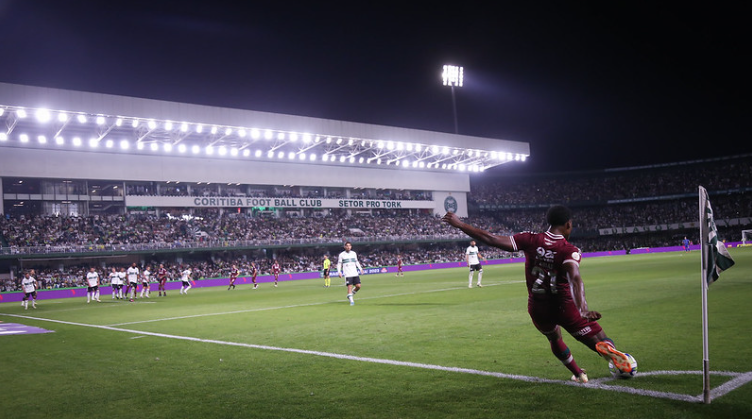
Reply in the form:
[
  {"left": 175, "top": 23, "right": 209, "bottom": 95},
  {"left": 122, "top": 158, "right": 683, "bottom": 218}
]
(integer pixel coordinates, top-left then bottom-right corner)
[
  {"left": 271, "top": 259, "right": 281, "bottom": 287},
  {"left": 157, "top": 264, "right": 168, "bottom": 297},
  {"left": 442, "top": 205, "right": 633, "bottom": 383},
  {"left": 395, "top": 254, "right": 404, "bottom": 277},
  {"left": 228, "top": 264, "right": 239, "bottom": 290},
  {"left": 250, "top": 261, "right": 259, "bottom": 289}
]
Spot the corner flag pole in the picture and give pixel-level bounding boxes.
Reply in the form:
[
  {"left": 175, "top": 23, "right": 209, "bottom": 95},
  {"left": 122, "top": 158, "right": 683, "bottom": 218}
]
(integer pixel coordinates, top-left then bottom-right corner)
[{"left": 699, "top": 185, "right": 711, "bottom": 404}]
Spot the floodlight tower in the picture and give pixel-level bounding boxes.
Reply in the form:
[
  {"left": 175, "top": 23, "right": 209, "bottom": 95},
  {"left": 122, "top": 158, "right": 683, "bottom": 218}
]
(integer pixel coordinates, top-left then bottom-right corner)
[{"left": 442, "top": 64, "right": 463, "bottom": 134}]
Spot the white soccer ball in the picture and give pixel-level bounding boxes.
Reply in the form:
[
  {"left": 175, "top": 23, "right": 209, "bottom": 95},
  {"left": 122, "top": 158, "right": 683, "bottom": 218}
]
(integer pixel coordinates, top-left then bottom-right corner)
[{"left": 608, "top": 353, "right": 638, "bottom": 378}]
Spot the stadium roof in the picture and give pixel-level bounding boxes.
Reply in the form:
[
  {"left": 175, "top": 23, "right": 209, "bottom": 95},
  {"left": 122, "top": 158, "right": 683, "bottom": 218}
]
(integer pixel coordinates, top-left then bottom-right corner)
[{"left": 0, "top": 83, "right": 529, "bottom": 173}]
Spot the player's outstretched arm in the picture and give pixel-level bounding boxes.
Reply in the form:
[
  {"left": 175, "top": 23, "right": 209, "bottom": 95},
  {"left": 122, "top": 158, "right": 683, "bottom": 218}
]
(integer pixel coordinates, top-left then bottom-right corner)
[{"left": 442, "top": 213, "right": 514, "bottom": 252}]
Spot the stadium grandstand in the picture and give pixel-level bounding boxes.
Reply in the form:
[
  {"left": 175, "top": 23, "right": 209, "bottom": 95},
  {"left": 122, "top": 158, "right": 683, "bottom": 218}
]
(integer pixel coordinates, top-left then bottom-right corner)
[{"left": 1, "top": 83, "right": 750, "bottom": 292}]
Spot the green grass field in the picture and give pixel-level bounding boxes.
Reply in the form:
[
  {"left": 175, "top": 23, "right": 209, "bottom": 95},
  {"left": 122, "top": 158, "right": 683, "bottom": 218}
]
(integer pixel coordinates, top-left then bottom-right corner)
[{"left": 1, "top": 248, "right": 751, "bottom": 419}]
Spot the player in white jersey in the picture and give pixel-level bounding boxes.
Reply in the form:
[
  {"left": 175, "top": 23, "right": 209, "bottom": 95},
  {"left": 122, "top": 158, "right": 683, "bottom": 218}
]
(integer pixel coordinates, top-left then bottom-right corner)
[
  {"left": 108, "top": 267, "right": 120, "bottom": 299},
  {"left": 21, "top": 271, "right": 38, "bottom": 309},
  {"left": 179, "top": 266, "right": 192, "bottom": 294},
  {"left": 140, "top": 266, "right": 152, "bottom": 298},
  {"left": 117, "top": 267, "right": 127, "bottom": 299},
  {"left": 337, "top": 241, "right": 363, "bottom": 306},
  {"left": 126, "top": 263, "right": 140, "bottom": 300},
  {"left": 86, "top": 267, "right": 101, "bottom": 303},
  {"left": 465, "top": 240, "right": 486, "bottom": 288}
]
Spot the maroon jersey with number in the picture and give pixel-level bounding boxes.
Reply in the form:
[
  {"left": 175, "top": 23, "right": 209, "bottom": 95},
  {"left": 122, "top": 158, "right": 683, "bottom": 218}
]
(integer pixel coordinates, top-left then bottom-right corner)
[
  {"left": 510, "top": 230, "right": 601, "bottom": 339},
  {"left": 230, "top": 268, "right": 239, "bottom": 280},
  {"left": 510, "top": 230, "right": 582, "bottom": 302},
  {"left": 271, "top": 263, "right": 280, "bottom": 275},
  {"left": 158, "top": 267, "right": 168, "bottom": 281}
]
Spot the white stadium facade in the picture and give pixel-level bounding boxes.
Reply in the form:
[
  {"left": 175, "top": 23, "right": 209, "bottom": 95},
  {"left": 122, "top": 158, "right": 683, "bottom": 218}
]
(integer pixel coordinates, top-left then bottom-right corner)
[{"left": 0, "top": 82, "right": 529, "bottom": 219}]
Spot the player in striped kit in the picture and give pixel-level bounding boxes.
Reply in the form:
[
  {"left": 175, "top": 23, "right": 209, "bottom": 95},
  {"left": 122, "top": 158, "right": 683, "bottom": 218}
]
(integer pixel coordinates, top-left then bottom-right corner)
[
  {"left": 86, "top": 267, "right": 101, "bottom": 303},
  {"left": 108, "top": 267, "right": 120, "bottom": 299},
  {"left": 140, "top": 266, "right": 152, "bottom": 298},
  {"left": 21, "top": 271, "right": 38, "bottom": 310},
  {"left": 337, "top": 242, "right": 363, "bottom": 306}
]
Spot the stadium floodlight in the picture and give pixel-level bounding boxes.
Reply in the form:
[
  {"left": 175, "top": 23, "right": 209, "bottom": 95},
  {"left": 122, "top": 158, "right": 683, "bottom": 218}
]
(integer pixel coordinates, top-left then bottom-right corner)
[
  {"left": 191, "top": 145, "right": 200, "bottom": 154},
  {"left": 310, "top": 154, "right": 316, "bottom": 161},
  {"left": 0, "top": 108, "right": 4, "bottom": 117},
  {"left": 137, "top": 142, "right": 145, "bottom": 150},
  {"left": 19, "top": 133, "right": 29, "bottom": 143},
  {"left": 298, "top": 153, "right": 305, "bottom": 160},
  {"left": 0, "top": 132, "right": 7, "bottom": 141},
  {"left": 148, "top": 120, "right": 157, "bottom": 130},
  {"left": 55, "top": 136, "right": 64, "bottom": 145},
  {"left": 265, "top": 130, "right": 273, "bottom": 140},
  {"left": 131, "top": 119, "right": 139, "bottom": 128},
  {"left": 150, "top": 143, "right": 158, "bottom": 151},
  {"left": 288, "top": 152, "right": 295, "bottom": 160},
  {"left": 178, "top": 144, "right": 186, "bottom": 153},
  {"left": 303, "top": 133, "right": 312, "bottom": 143},
  {"left": 164, "top": 121, "right": 173, "bottom": 131},
  {"left": 277, "top": 132, "right": 285, "bottom": 141},
  {"left": 322, "top": 154, "right": 329, "bottom": 162},
  {"left": 206, "top": 146, "right": 214, "bottom": 155},
  {"left": 35, "top": 109, "right": 51, "bottom": 123},
  {"left": 242, "top": 149, "right": 250, "bottom": 157},
  {"left": 16, "top": 109, "right": 28, "bottom": 118},
  {"left": 277, "top": 151, "right": 284, "bottom": 159},
  {"left": 230, "top": 147, "right": 239, "bottom": 156},
  {"left": 267, "top": 150, "right": 274, "bottom": 158},
  {"left": 96, "top": 116, "right": 106, "bottom": 125},
  {"left": 105, "top": 139, "right": 113, "bottom": 148},
  {"left": 77, "top": 114, "right": 87, "bottom": 124},
  {"left": 180, "top": 122, "right": 188, "bottom": 132},
  {"left": 224, "top": 127, "right": 232, "bottom": 136},
  {"left": 254, "top": 149, "right": 262, "bottom": 157},
  {"left": 387, "top": 141, "right": 394, "bottom": 150},
  {"left": 397, "top": 142, "right": 404, "bottom": 151},
  {"left": 164, "top": 143, "right": 173, "bottom": 152},
  {"left": 120, "top": 140, "right": 130, "bottom": 150},
  {"left": 218, "top": 146, "right": 227, "bottom": 156},
  {"left": 196, "top": 124, "right": 203, "bottom": 133},
  {"left": 442, "top": 64, "right": 463, "bottom": 133},
  {"left": 115, "top": 118, "right": 123, "bottom": 126},
  {"left": 290, "top": 132, "right": 298, "bottom": 142},
  {"left": 58, "top": 112, "right": 68, "bottom": 122},
  {"left": 238, "top": 129, "right": 246, "bottom": 138}
]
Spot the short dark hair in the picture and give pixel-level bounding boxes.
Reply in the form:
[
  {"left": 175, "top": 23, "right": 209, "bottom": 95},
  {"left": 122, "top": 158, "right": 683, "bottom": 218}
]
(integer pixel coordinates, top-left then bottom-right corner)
[{"left": 546, "top": 205, "right": 572, "bottom": 227}]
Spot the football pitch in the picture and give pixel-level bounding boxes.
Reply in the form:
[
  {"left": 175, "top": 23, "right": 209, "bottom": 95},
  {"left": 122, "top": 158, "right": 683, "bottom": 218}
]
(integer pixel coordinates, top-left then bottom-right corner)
[{"left": 1, "top": 248, "right": 751, "bottom": 419}]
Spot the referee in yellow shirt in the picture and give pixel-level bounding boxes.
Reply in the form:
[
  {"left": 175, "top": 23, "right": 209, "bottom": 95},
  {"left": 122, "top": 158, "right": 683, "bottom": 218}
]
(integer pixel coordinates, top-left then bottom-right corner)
[{"left": 323, "top": 255, "right": 332, "bottom": 287}]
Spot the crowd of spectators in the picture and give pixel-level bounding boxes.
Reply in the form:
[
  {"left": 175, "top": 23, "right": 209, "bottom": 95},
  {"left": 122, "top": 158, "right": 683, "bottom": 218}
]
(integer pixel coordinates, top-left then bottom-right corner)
[
  {"left": 470, "top": 155, "right": 752, "bottom": 206},
  {"left": 0, "top": 212, "right": 483, "bottom": 249}
]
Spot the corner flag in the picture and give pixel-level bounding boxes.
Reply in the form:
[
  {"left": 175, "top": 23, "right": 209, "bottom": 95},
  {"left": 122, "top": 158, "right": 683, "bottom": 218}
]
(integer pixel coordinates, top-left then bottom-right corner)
[
  {"left": 699, "top": 186, "right": 735, "bottom": 286},
  {"left": 698, "top": 185, "right": 736, "bottom": 404}
]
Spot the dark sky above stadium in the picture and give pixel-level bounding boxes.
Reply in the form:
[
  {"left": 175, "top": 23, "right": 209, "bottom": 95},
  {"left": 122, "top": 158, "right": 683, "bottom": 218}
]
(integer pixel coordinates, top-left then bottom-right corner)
[{"left": 0, "top": 1, "right": 748, "bottom": 174}]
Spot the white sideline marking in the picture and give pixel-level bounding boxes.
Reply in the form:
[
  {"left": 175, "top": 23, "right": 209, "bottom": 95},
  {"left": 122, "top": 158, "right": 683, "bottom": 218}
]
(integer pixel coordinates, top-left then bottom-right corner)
[
  {"left": 1, "top": 313, "right": 750, "bottom": 403},
  {"left": 108, "top": 281, "right": 524, "bottom": 327}
]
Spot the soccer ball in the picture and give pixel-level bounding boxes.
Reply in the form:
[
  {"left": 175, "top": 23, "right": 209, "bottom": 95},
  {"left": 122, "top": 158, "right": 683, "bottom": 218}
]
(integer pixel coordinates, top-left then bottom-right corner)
[{"left": 608, "top": 353, "right": 638, "bottom": 378}]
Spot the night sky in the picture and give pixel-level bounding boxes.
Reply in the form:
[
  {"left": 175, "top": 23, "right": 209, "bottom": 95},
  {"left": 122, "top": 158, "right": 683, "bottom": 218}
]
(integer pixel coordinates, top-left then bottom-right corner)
[{"left": 0, "top": 1, "right": 748, "bottom": 173}]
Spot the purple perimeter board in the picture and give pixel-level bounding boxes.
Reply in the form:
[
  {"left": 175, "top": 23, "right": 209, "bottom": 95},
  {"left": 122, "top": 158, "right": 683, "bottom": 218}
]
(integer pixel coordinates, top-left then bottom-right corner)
[{"left": 0, "top": 242, "right": 740, "bottom": 304}]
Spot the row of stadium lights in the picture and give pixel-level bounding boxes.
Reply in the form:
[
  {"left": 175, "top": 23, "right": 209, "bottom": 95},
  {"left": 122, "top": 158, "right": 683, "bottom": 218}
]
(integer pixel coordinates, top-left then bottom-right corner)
[{"left": 0, "top": 107, "right": 528, "bottom": 171}]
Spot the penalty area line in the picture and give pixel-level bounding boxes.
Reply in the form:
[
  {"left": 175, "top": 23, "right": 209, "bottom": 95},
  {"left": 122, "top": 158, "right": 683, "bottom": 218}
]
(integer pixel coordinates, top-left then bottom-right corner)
[{"left": 3, "top": 313, "right": 750, "bottom": 403}]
